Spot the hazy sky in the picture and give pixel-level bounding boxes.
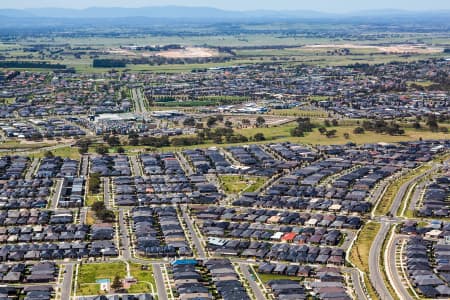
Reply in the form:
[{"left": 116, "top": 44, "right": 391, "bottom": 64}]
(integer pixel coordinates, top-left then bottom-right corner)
[{"left": 1, "top": 0, "right": 449, "bottom": 12}]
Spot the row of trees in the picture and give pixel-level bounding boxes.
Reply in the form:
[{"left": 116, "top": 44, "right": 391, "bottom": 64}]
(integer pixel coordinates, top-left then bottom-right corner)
[
  {"left": 361, "top": 120, "right": 405, "bottom": 135},
  {"left": 0, "top": 61, "right": 66, "bottom": 69},
  {"left": 93, "top": 59, "right": 126, "bottom": 68},
  {"left": 291, "top": 117, "right": 316, "bottom": 137},
  {"left": 88, "top": 173, "right": 101, "bottom": 194}
]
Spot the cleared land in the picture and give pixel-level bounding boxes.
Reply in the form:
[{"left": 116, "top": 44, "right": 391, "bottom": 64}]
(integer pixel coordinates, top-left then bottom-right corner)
[{"left": 304, "top": 43, "right": 443, "bottom": 54}]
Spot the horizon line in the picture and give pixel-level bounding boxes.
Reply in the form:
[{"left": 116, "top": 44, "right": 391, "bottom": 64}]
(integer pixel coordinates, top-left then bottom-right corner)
[{"left": 1, "top": 5, "right": 449, "bottom": 14}]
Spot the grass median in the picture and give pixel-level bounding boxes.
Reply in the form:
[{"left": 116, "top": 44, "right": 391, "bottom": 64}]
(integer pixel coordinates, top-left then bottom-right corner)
[
  {"left": 375, "top": 165, "right": 431, "bottom": 216},
  {"left": 349, "top": 222, "right": 381, "bottom": 300}
]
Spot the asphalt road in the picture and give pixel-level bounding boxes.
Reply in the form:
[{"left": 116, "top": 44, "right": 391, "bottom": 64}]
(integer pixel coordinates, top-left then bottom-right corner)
[
  {"left": 369, "top": 222, "right": 393, "bottom": 300},
  {"left": 80, "top": 155, "right": 89, "bottom": 177},
  {"left": 79, "top": 207, "right": 87, "bottom": 225},
  {"left": 129, "top": 156, "right": 143, "bottom": 177},
  {"left": 386, "top": 235, "right": 414, "bottom": 300},
  {"left": 25, "top": 158, "right": 40, "bottom": 179},
  {"left": 152, "top": 264, "right": 168, "bottom": 300},
  {"left": 61, "top": 264, "right": 74, "bottom": 300},
  {"left": 238, "top": 263, "right": 266, "bottom": 300},
  {"left": 365, "top": 160, "right": 445, "bottom": 299},
  {"left": 131, "top": 88, "right": 147, "bottom": 114},
  {"left": 51, "top": 179, "right": 64, "bottom": 209},
  {"left": 181, "top": 205, "right": 206, "bottom": 258},
  {"left": 349, "top": 269, "right": 369, "bottom": 300},
  {"left": 176, "top": 152, "right": 194, "bottom": 175},
  {"left": 103, "top": 177, "right": 111, "bottom": 208},
  {"left": 391, "top": 164, "right": 439, "bottom": 216},
  {"left": 408, "top": 182, "right": 425, "bottom": 211},
  {"left": 118, "top": 208, "right": 132, "bottom": 260}
]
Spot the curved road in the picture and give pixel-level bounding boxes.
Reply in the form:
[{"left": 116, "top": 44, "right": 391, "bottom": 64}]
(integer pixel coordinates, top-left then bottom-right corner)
[
  {"left": 369, "top": 222, "right": 393, "bottom": 300},
  {"left": 349, "top": 269, "right": 369, "bottom": 300},
  {"left": 370, "top": 161, "right": 445, "bottom": 300},
  {"left": 386, "top": 234, "right": 414, "bottom": 300}
]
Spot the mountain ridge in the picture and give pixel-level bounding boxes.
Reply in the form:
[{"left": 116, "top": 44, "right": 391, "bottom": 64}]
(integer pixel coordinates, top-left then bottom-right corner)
[{"left": 1, "top": 6, "right": 449, "bottom": 19}]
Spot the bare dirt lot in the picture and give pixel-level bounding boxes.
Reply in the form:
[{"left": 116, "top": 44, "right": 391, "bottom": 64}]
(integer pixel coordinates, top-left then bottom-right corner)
[
  {"left": 303, "top": 44, "right": 443, "bottom": 54},
  {"left": 155, "top": 47, "right": 219, "bottom": 58},
  {"left": 109, "top": 47, "right": 219, "bottom": 58}
]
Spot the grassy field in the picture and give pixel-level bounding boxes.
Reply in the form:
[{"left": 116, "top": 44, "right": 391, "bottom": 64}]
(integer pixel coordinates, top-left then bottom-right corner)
[
  {"left": 2, "top": 123, "right": 446, "bottom": 159},
  {"left": 2, "top": 30, "right": 448, "bottom": 74},
  {"left": 236, "top": 124, "right": 449, "bottom": 146},
  {"left": 86, "top": 194, "right": 102, "bottom": 207},
  {"left": 40, "top": 146, "right": 80, "bottom": 159},
  {"left": 77, "top": 262, "right": 127, "bottom": 296},
  {"left": 77, "top": 262, "right": 154, "bottom": 296},
  {"left": 349, "top": 222, "right": 381, "bottom": 300},
  {"left": 128, "top": 263, "right": 156, "bottom": 294},
  {"left": 219, "top": 175, "right": 267, "bottom": 194},
  {"left": 257, "top": 273, "right": 303, "bottom": 283}
]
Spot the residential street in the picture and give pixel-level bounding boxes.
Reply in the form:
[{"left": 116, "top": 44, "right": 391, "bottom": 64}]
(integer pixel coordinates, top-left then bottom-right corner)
[{"left": 61, "top": 264, "right": 74, "bottom": 300}]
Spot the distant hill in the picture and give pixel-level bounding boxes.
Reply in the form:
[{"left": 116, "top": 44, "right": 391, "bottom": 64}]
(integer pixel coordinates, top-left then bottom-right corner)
[
  {"left": 0, "top": 6, "right": 341, "bottom": 20},
  {"left": 0, "top": 6, "right": 449, "bottom": 27}
]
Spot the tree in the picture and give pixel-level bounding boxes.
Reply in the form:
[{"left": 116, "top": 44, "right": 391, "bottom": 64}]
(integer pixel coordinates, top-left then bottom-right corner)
[
  {"left": 97, "top": 209, "right": 115, "bottom": 223},
  {"left": 331, "top": 119, "right": 339, "bottom": 126},
  {"left": 296, "top": 118, "right": 315, "bottom": 132},
  {"left": 78, "top": 145, "right": 88, "bottom": 154},
  {"left": 413, "top": 122, "right": 421, "bottom": 129},
  {"left": 353, "top": 127, "right": 365, "bottom": 134},
  {"left": 91, "top": 201, "right": 105, "bottom": 212},
  {"left": 318, "top": 127, "right": 327, "bottom": 135},
  {"left": 255, "top": 116, "right": 266, "bottom": 128},
  {"left": 254, "top": 133, "right": 266, "bottom": 141},
  {"left": 95, "top": 145, "right": 109, "bottom": 155},
  {"left": 241, "top": 119, "right": 251, "bottom": 127},
  {"left": 183, "top": 117, "right": 196, "bottom": 127},
  {"left": 213, "top": 135, "right": 223, "bottom": 144},
  {"left": 215, "top": 114, "right": 224, "bottom": 122},
  {"left": 129, "top": 138, "right": 139, "bottom": 146},
  {"left": 290, "top": 127, "right": 304, "bottom": 137},
  {"left": 89, "top": 173, "right": 101, "bottom": 194},
  {"left": 207, "top": 117, "right": 217, "bottom": 128},
  {"left": 111, "top": 275, "right": 122, "bottom": 290},
  {"left": 324, "top": 120, "right": 331, "bottom": 127},
  {"left": 426, "top": 115, "right": 439, "bottom": 132},
  {"left": 343, "top": 133, "right": 350, "bottom": 139},
  {"left": 325, "top": 130, "right": 337, "bottom": 138},
  {"left": 224, "top": 120, "right": 233, "bottom": 128},
  {"left": 107, "top": 136, "right": 121, "bottom": 147},
  {"left": 76, "top": 138, "right": 91, "bottom": 154},
  {"left": 44, "top": 151, "right": 54, "bottom": 158},
  {"left": 116, "top": 146, "right": 125, "bottom": 154}
]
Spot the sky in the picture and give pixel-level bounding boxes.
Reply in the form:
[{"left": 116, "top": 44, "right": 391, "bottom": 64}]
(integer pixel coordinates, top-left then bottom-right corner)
[{"left": 1, "top": 0, "right": 449, "bottom": 13}]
